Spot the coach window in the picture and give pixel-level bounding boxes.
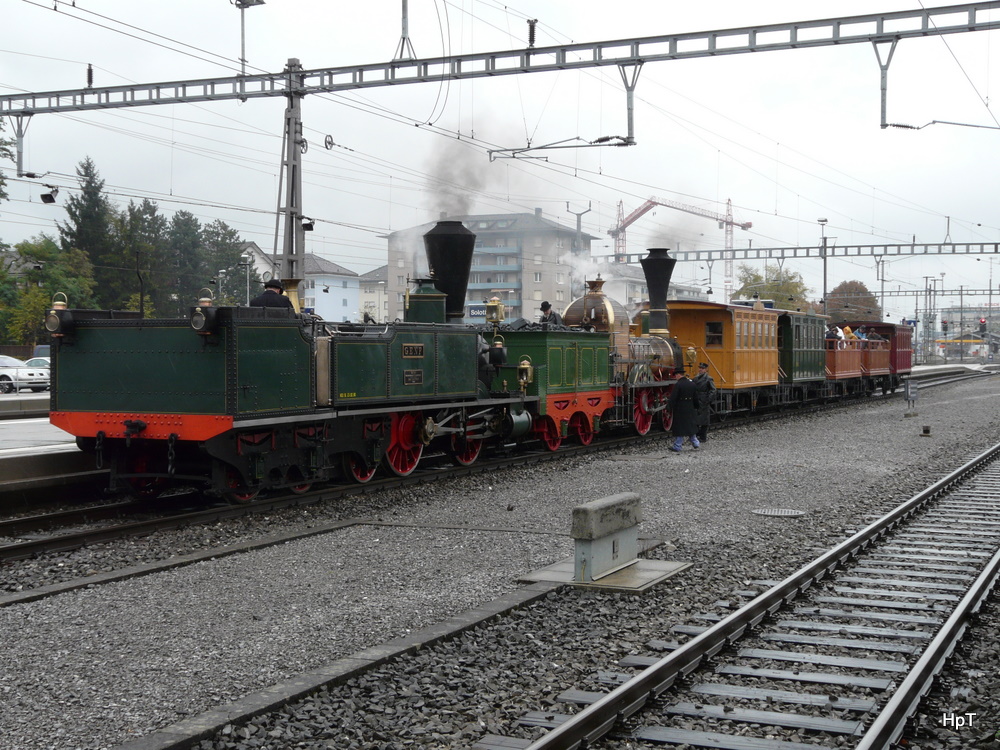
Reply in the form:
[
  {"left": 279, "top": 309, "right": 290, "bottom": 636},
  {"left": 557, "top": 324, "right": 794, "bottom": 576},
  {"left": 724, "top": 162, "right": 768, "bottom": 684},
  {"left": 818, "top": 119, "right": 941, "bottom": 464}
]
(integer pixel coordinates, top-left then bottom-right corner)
[
  {"left": 735, "top": 321, "right": 742, "bottom": 349},
  {"left": 706, "top": 321, "right": 723, "bottom": 347}
]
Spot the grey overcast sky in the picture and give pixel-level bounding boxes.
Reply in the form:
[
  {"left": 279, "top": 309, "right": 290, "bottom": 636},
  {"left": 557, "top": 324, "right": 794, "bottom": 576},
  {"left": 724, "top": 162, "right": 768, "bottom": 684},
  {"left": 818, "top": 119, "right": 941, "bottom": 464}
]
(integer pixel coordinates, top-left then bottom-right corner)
[{"left": 3, "top": 0, "right": 1000, "bottom": 322}]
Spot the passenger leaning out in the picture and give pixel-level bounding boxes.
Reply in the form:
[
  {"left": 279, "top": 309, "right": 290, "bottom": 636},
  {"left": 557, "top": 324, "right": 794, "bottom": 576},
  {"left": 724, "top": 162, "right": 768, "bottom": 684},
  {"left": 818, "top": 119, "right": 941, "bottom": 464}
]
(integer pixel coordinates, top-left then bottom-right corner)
[{"left": 825, "top": 324, "right": 839, "bottom": 349}]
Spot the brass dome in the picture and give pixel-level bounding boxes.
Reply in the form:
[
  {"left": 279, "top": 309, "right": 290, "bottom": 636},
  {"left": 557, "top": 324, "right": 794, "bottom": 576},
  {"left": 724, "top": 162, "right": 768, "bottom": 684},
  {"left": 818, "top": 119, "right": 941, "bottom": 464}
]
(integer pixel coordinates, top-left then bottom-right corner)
[{"left": 561, "top": 276, "right": 629, "bottom": 332}]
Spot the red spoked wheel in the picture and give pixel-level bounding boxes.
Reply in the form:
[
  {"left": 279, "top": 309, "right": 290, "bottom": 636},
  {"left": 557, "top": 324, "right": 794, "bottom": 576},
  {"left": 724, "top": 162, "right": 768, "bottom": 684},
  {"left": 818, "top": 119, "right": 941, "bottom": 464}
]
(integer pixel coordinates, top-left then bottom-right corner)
[
  {"left": 660, "top": 405, "right": 674, "bottom": 433},
  {"left": 384, "top": 412, "right": 424, "bottom": 476},
  {"left": 569, "top": 412, "right": 594, "bottom": 446},
  {"left": 534, "top": 415, "right": 562, "bottom": 452},
  {"left": 289, "top": 481, "right": 313, "bottom": 494},
  {"left": 633, "top": 389, "right": 653, "bottom": 436},
  {"left": 450, "top": 421, "right": 483, "bottom": 466},
  {"left": 224, "top": 467, "right": 259, "bottom": 504},
  {"left": 342, "top": 453, "right": 376, "bottom": 484}
]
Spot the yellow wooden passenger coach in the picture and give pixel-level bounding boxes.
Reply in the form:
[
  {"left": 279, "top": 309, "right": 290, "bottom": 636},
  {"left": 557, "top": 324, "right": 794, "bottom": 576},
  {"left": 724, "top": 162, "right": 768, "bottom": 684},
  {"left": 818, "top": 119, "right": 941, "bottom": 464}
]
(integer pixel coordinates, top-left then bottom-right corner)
[{"left": 666, "top": 299, "right": 781, "bottom": 409}]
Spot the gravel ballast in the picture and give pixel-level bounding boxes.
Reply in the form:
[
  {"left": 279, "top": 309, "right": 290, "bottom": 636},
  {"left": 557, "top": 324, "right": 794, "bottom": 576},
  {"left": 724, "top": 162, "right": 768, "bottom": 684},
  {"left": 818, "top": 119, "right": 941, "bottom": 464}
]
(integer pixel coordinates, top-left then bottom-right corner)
[{"left": 3, "top": 378, "right": 1000, "bottom": 750}]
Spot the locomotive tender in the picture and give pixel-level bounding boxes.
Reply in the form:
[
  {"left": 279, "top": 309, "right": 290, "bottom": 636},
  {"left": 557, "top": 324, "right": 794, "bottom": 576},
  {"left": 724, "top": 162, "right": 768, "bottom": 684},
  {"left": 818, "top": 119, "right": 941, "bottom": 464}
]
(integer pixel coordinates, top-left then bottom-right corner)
[{"left": 44, "top": 221, "right": 910, "bottom": 501}]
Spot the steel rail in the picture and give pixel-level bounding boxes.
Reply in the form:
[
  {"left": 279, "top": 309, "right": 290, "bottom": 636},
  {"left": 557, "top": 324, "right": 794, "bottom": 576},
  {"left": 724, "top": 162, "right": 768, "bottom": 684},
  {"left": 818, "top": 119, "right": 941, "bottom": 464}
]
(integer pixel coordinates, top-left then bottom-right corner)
[
  {"left": 523, "top": 439, "right": 1000, "bottom": 750},
  {"left": 916, "top": 371, "right": 996, "bottom": 389},
  {"left": 0, "top": 499, "right": 145, "bottom": 538},
  {"left": 0, "top": 373, "right": 976, "bottom": 561},
  {"left": 0, "top": 434, "right": 627, "bottom": 562},
  {"left": 856, "top": 543, "right": 1000, "bottom": 748}
]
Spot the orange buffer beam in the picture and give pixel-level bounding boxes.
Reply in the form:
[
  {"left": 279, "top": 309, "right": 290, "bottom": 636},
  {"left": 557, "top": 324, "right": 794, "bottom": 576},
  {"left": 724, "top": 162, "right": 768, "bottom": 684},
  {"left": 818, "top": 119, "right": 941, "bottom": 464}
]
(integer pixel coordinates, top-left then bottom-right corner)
[{"left": 50, "top": 412, "right": 234, "bottom": 442}]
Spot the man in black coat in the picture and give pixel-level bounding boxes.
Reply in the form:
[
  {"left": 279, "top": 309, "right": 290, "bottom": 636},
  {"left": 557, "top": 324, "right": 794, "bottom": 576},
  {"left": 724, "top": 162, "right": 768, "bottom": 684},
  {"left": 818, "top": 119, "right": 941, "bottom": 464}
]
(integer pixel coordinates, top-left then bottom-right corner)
[
  {"left": 250, "top": 279, "right": 294, "bottom": 309},
  {"left": 692, "top": 362, "right": 717, "bottom": 443},
  {"left": 666, "top": 370, "right": 699, "bottom": 452},
  {"left": 539, "top": 301, "right": 563, "bottom": 326}
]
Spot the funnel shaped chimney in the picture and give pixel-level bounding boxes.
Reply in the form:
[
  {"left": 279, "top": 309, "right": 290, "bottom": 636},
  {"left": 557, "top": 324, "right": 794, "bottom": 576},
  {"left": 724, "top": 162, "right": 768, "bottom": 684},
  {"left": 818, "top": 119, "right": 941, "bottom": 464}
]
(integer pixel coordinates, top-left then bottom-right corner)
[
  {"left": 424, "top": 221, "right": 476, "bottom": 322},
  {"left": 639, "top": 248, "right": 676, "bottom": 334}
]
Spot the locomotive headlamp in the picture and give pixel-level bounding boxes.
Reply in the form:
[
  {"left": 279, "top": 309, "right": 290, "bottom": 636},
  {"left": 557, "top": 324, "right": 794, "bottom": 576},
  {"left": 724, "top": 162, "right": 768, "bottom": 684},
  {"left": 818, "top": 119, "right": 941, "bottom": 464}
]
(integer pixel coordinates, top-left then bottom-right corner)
[
  {"left": 489, "top": 336, "right": 508, "bottom": 366},
  {"left": 685, "top": 346, "right": 698, "bottom": 372},
  {"left": 517, "top": 356, "right": 533, "bottom": 389},
  {"left": 44, "top": 308, "right": 74, "bottom": 336},
  {"left": 190, "top": 305, "right": 218, "bottom": 335},
  {"left": 486, "top": 296, "right": 506, "bottom": 324},
  {"left": 44, "top": 293, "right": 74, "bottom": 337}
]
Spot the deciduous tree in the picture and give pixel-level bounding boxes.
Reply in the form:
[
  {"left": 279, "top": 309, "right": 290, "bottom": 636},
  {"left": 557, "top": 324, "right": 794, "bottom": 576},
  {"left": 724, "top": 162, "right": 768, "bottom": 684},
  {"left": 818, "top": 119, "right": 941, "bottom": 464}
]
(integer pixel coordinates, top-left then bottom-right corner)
[
  {"left": 826, "top": 280, "right": 881, "bottom": 322},
  {"left": 733, "top": 264, "right": 812, "bottom": 309}
]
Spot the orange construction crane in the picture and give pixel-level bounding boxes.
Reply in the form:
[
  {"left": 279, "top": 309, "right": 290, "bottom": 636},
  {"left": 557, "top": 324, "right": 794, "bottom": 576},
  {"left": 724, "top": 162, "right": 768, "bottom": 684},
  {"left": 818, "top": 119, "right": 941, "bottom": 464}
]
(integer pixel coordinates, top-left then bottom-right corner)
[{"left": 608, "top": 197, "right": 752, "bottom": 301}]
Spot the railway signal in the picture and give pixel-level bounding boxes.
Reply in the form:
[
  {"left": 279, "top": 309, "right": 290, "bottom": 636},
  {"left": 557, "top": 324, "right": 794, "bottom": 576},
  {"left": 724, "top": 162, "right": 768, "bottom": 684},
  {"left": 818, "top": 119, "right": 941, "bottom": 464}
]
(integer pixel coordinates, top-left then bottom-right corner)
[{"left": 980, "top": 318, "right": 988, "bottom": 334}]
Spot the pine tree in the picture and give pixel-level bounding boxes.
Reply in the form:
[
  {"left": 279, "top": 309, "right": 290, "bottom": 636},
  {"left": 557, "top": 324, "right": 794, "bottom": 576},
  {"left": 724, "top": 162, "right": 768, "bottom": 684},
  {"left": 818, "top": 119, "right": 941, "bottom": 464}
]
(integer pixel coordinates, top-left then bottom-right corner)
[
  {"left": 201, "top": 220, "right": 249, "bottom": 305},
  {"left": 113, "top": 199, "right": 168, "bottom": 315},
  {"left": 59, "top": 158, "right": 120, "bottom": 308},
  {"left": 168, "top": 211, "right": 205, "bottom": 315}
]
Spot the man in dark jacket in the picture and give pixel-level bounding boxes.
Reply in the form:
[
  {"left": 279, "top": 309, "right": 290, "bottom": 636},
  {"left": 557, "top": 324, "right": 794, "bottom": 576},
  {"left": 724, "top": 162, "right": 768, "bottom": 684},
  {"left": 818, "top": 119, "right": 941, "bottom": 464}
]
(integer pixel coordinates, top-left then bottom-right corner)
[
  {"left": 666, "top": 370, "right": 699, "bottom": 452},
  {"left": 692, "top": 362, "right": 716, "bottom": 443},
  {"left": 250, "top": 279, "right": 294, "bottom": 309},
  {"left": 539, "top": 301, "right": 563, "bottom": 326}
]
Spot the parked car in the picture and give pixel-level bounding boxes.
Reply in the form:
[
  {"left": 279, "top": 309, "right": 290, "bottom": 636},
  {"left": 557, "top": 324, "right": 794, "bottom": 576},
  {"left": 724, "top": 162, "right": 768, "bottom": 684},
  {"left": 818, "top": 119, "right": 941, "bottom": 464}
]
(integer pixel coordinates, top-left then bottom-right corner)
[
  {"left": 24, "top": 357, "right": 50, "bottom": 369},
  {"left": 0, "top": 355, "right": 50, "bottom": 393}
]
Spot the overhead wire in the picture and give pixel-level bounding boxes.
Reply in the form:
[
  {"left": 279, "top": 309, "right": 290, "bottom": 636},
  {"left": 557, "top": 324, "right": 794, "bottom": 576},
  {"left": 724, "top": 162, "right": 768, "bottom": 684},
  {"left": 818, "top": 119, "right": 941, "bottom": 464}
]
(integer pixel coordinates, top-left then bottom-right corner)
[{"left": 6, "top": 0, "right": 997, "bottom": 269}]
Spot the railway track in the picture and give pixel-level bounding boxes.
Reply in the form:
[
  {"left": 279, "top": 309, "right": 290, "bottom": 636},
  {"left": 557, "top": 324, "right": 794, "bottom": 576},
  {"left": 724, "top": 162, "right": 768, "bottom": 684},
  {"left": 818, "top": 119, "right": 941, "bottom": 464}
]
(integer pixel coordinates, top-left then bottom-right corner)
[
  {"left": 476, "top": 440, "right": 1000, "bottom": 749},
  {"left": 0, "top": 394, "right": 897, "bottom": 566},
  {"left": 0, "top": 437, "right": 599, "bottom": 566},
  {"left": 0, "top": 377, "right": 972, "bottom": 568}
]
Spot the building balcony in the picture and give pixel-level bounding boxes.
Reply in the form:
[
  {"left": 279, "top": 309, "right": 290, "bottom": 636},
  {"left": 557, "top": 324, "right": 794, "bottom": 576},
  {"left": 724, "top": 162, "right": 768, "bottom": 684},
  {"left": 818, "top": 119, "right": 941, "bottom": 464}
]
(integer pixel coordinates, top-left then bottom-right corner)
[
  {"left": 467, "top": 281, "right": 522, "bottom": 291},
  {"left": 470, "top": 264, "right": 523, "bottom": 272}
]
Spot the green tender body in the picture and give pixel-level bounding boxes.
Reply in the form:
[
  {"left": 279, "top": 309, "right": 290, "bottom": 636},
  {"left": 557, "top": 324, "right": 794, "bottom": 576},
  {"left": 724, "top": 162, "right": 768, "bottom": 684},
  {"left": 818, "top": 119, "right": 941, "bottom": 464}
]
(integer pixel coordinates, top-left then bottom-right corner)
[
  {"left": 489, "top": 330, "right": 610, "bottom": 412},
  {"left": 778, "top": 311, "right": 826, "bottom": 383},
  {"left": 233, "top": 323, "right": 314, "bottom": 413},
  {"left": 333, "top": 326, "right": 480, "bottom": 405},
  {"left": 53, "top": 317, "right": 313, "bottom": 416}
]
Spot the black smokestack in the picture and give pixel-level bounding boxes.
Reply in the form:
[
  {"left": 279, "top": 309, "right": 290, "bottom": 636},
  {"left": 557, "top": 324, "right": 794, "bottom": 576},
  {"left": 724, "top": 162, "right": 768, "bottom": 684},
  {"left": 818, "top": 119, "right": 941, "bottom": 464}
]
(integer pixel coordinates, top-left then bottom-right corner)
[
  {"left": 639, "top": 248, "right": 676, "bottom": 334},
  {"left": 424, "top": 221, "right": 476, "bottom": 322}
]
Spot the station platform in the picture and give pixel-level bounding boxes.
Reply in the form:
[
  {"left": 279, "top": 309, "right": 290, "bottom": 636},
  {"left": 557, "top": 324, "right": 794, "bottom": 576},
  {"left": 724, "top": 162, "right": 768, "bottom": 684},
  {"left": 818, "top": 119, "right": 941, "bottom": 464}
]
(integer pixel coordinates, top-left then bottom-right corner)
[
  {"left": 0, "top": 398, "right": 95, "bottom": 494},
  {"left": 0, "top": 392, "right": 49, "bottom": 421}
]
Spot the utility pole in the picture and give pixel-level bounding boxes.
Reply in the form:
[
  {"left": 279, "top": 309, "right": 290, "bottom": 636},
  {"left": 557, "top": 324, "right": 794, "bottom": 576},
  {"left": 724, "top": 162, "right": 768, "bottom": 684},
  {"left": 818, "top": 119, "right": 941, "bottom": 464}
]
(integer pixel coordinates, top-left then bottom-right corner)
[
  {"left": 875, "top": 256, "right": 886, "bottom": 319},
  {"left": 7, "top": 2, "right": 1000, "bottom": 318},
  {"left": 960, "top": 285, "right": 966, "bottom": 363},
  {"left": 818, "top": 219, "right": 828, "bottom": 315},
  {"left": 233, "top": 0, "right": 265, "bottom": 101}
]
